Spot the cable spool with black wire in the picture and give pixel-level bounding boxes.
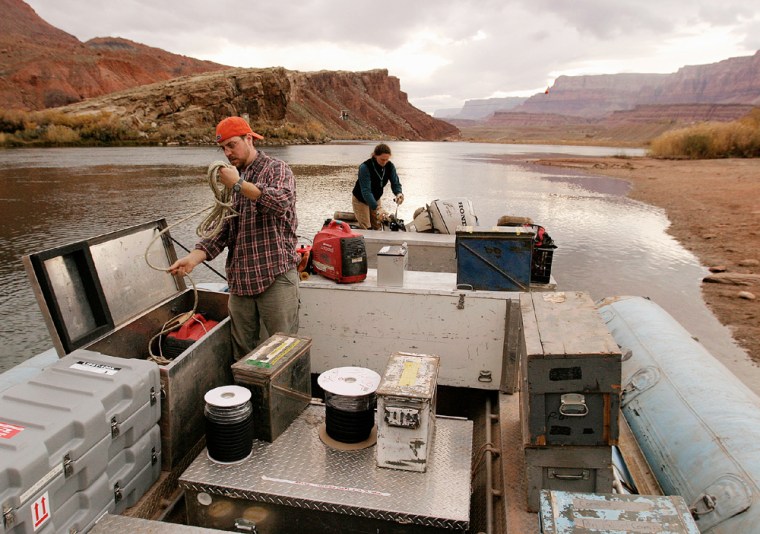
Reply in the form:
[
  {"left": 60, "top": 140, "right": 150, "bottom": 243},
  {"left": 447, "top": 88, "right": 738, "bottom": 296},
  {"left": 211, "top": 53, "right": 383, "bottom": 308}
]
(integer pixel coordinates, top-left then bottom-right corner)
[
  {"left": 317, "top": 367, "right": 381, "bottom": 445},
  {"left": 204, "top": 385, "right": 254, "bottom": 463}
]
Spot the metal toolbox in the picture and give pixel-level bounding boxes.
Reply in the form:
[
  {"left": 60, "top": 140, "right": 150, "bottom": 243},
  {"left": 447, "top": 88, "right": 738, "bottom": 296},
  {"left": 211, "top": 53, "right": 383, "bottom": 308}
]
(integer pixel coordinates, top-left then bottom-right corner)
[
  {"left": 180, "top": 405, "right": 472, "bottom": 533},
  {"left": 22, "top": 219, "right": 234, "bottom": 470},
  {"left": 0, "top": 350, "right": 159, "bottom": 533},
  {"left": 456, "top": 226, "right": 535, "bottom": 291},
  {"left": 524, "top": 445, "right": 614, "bottom": 513},
  {"left": 299, "top": 269, "right": 519, "bottom": 391},
  {"left": 520, "top": 291, "right": 622, "bottom": 446},
  {"left": 539, "top": 490, "right": 700, "bottom": 533},
  {"left": 376, "top": 352, "right": 440, "bottom": 472},
  {"left": 90, "top": 513, "right": 228, "bottom": 533},
  {"left": 231, "top": 333, "right": 312, "bottom": 442},
  {"left": 376, "top": 244, "right": 408, "bottom": 287},
  {"left": 358, "top": 230, "right": 456, "bottom": 272}
]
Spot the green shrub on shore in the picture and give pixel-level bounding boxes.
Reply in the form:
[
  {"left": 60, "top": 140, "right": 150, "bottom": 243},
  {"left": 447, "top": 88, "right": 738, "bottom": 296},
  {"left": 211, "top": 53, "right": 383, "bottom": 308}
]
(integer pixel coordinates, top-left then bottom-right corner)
[
  {"left": 0, "top": 108, "right": 136, "bottom": 146},
  {"left": 0, "top": 108, "right": 332, "bottom": 147},
  {"left": 649, "top": 108, "right": 760, "bottom": 159}
]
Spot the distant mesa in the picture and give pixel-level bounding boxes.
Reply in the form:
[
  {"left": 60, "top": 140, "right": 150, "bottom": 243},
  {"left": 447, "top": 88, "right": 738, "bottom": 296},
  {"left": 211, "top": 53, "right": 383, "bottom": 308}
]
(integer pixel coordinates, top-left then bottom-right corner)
[{"left": 1, "top": 0, "right": 758, "bottom": 145}]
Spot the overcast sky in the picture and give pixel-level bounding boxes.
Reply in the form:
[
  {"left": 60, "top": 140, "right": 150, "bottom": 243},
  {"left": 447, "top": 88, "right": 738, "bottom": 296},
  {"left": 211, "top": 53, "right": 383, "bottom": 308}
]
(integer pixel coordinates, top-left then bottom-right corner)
[{"left": 25, "top": 0, "right": 760, "bottom": 114}]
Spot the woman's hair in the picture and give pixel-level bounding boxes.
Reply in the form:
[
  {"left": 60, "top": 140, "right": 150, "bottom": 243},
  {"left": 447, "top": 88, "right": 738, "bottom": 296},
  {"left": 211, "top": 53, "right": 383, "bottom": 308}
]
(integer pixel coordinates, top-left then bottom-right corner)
[{"left": 372, "top": 143, "right": 392, "bottom": 157}]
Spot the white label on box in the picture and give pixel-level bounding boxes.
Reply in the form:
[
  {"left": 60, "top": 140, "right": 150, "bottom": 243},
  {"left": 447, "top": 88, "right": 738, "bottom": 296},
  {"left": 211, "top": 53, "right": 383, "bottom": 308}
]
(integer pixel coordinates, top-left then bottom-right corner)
[
  {"left": 31, "top": 492, "right": 51, "bottom": 531},
  {"left": 70, "top": 360, "right": 120, "bottom": 375}
]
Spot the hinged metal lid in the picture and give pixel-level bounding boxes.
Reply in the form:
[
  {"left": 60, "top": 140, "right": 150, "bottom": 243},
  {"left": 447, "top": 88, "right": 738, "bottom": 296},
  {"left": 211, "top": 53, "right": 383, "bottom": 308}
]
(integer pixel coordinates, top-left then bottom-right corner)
[
  {"left": 377, "top": 352, "right": 440, "bottom": 399},
  {"left": 23, "top": 219, "right": 184, "bottom": 355},
  {"left": 455, "top": 225, "right": 536, "bottom": 239}
]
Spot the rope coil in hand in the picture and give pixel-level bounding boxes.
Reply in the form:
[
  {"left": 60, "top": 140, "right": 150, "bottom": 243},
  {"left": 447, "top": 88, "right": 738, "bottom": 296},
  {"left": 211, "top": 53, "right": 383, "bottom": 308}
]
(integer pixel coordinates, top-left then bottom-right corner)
[{"left": 143, "top": 161, "right": 239, "bottom": 364}]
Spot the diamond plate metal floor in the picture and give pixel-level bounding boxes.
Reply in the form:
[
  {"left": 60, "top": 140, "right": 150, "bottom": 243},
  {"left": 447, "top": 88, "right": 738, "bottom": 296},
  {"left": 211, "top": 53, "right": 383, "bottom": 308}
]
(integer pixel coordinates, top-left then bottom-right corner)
[{"left": 180, "top": 404, "right": 473, "bottom": 530}]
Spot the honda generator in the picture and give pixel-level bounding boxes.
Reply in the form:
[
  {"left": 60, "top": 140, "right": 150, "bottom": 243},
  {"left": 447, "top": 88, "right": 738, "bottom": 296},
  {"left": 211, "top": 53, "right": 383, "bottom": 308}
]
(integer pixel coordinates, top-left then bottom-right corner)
[{"left": 311, "top": 219, "right": 367, "bottom": 283}]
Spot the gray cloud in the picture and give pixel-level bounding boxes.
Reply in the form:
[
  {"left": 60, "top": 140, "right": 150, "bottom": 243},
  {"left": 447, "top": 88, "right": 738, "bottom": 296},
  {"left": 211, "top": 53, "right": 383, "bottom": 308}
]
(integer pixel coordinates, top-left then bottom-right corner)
[{"left": 25, "top": 0, "right": 758, "bottom": 113}]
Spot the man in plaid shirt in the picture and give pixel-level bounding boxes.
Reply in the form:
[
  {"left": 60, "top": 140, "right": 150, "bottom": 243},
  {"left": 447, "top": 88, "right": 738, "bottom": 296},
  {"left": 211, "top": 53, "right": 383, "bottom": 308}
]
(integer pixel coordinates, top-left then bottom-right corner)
[{"left": 170, "top": 117, "right": 299, "bottom": 358}]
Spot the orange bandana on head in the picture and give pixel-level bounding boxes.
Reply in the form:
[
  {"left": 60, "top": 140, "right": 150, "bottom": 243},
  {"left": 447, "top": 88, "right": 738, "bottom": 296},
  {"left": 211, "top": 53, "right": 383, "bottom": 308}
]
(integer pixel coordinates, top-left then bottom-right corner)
[{"left": 215, "top": 117, "right": 264, "bottom": 143}]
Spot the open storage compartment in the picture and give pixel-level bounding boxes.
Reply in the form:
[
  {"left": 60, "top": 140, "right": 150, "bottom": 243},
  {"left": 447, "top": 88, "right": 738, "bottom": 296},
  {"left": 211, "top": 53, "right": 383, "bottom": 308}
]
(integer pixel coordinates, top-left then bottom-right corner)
[{"left": 23, "top": 219, "right": 233, "bottom": 470}]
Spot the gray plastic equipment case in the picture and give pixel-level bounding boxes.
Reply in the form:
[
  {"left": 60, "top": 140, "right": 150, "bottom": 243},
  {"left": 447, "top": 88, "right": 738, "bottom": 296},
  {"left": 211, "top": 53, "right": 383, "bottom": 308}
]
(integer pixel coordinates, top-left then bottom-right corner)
[
  {"left": 22, "top": 219, "right": 233, "bottom": 470},
  {"left": 0, "top": 350, "right": 160, "bottom": 533}
]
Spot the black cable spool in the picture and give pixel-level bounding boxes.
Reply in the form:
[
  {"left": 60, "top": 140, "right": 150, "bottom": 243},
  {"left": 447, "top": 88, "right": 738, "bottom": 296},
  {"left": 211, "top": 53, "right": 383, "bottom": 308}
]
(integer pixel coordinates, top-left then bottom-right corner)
[
  {"left": 204, "top": 385, "right": 253, "bottom": 463},
  {"left": 318, "top": 367, "right": 381, "bottom": 444}
]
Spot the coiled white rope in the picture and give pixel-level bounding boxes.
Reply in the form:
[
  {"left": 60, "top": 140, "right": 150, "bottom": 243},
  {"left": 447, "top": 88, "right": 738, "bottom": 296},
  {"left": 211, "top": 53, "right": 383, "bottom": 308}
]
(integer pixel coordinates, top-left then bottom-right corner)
[{"left": 143, "top": 161, "right": 240, "bottom": 364}]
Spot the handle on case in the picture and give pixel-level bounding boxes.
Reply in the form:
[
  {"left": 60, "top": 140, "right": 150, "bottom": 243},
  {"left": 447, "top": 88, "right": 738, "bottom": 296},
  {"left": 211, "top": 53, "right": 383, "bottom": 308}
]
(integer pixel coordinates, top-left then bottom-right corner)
[{"left": 329, "top": 219, "right": 352, "bottom": 233}]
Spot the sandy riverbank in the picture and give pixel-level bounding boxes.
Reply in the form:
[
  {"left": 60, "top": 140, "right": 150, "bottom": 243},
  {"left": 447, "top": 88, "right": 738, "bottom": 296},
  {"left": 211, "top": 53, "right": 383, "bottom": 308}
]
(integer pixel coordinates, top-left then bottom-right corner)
[{"left": 529, "top": 156, "right": 760, "bottom": 364}]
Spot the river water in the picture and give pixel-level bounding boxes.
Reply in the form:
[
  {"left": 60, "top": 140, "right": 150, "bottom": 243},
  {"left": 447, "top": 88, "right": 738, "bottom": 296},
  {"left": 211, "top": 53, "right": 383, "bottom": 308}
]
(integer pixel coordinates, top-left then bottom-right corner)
[{"left": 1, "top": 141, "right": 756, "bottom": 391}]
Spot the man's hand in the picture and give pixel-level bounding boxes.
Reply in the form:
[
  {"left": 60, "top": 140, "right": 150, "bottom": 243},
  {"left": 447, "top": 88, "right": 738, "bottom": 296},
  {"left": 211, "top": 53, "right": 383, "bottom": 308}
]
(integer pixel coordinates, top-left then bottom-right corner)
[
  {"left": 218, "top": 166, "right": 240, "bottom": 189},
  {"left": 394, "top": 193, "right": 404, "bottom": 205},
  {"left": 169, "top": 249, "right": 207, "bottom": 277},
  {"left": 375, "top": 207, "right": 389, "bottom": 222}
]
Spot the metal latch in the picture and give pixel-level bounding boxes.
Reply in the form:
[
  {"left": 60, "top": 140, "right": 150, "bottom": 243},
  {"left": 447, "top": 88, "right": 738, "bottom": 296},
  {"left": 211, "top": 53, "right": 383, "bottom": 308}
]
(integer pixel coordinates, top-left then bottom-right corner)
[
  {"left": 234, "top": 518, "right": 258, "bottom": 533},
  {"left": 63, "top": 453, "right": 74, "bottom": 477},
  {"left": 110, "top": 416, "right": 120, "bottom": 438},
  {"left": 689, "top": 474, "right": 752, "bottom": 531},
  {"left": 559, "top": 393, "right": 588, "bottom": 417},
  {"left": 478, "top": 370, "right": 493, "bottom": 383},
  {"left": 384, "top": 406, "right": 420, "bottom": 429},
  {"left": 113, "top": 482, "right": 123, "bottom": 503},
  {"left": 691, "top": 494, "right": 717, "bottom": 517},
  {"left": 150, "top": 386, "right": 157, "bottom": 406},
  {"left": 151, "top": 447, "right": 158, "bottom": 466},
  {"left": 457, "top": 293, "right": 467, "bottom": 309},
  {"left": 3, "top": 506, "right": 15, "bottom": 529}
]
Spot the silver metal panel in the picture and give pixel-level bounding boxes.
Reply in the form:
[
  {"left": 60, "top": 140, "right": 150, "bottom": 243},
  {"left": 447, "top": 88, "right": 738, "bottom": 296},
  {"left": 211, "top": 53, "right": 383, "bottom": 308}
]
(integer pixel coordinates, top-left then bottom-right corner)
[
  {"left": 300, "top": 270, "right": 513, "bottom": 390},
  {"left": 42, "top": 254, "right": 99, "bottom": 343},
  {"left": 539, "top": 490, "right": 700, "bottom": 534},
  {"left": 91, "top": 514, "right": 227, "bottom": 533},
  {"left": 357, "top": 230, "right": 456, "bottom": 272},
  {"left": 89, "top": 225, "right": 178, "bottom": 327},
  {"left": 22, "top": 219, "right": 183, "bottom": 355},
  {"left": 180, "top": 405, "right": 472, "bottom": 530}
]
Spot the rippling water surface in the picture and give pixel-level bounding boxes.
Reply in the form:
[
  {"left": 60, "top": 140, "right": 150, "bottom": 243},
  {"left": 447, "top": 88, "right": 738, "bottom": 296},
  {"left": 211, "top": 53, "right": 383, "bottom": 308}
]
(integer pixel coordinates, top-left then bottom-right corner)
[{"left": 1, "top": 142, "right": 753, "bottom": 389}]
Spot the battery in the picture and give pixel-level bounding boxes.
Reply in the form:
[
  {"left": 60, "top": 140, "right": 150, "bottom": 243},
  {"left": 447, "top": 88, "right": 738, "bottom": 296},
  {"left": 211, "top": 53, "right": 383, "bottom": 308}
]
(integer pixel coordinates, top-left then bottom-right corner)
[
  {"left": 376, "top": 352, "right": 440, "bottom": 472},
  {"left": 231, "top": 333, "right": 313, "bottom": 442}
]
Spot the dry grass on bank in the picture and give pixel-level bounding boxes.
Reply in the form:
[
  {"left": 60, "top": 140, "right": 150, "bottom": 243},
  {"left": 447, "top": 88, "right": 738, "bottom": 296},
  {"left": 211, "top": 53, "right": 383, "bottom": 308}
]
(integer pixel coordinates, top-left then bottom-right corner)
[{"left": 649, "top": 109, "right": 760, "bottom": 159}]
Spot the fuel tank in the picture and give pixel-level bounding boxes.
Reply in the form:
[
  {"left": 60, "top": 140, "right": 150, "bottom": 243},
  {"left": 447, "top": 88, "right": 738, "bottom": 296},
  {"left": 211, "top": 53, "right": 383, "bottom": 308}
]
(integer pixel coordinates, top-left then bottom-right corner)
[{"left": 598, "top": 295, "right": 760, "bottom": 533}]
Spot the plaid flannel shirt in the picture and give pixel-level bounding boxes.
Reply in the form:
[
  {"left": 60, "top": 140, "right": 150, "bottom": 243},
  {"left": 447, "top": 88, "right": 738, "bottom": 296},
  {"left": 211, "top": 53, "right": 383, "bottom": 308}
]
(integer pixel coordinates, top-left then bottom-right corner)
[{"left": 197, "top": 151, "right": 298, "bottom": 295}]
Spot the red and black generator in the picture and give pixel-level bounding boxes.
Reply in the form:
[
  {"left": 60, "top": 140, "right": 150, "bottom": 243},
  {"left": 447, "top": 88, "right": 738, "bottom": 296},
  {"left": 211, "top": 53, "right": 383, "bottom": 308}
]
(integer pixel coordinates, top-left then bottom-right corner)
[{"left": 311, "top": 219, "right": 367, "bottom": 283}]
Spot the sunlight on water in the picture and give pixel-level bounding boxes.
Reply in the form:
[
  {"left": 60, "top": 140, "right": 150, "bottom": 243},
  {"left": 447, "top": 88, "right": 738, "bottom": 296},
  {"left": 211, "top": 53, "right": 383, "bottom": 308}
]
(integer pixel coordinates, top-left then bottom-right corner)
[{"left": 0, "top": 142, "right": 745, "bottom": 376}]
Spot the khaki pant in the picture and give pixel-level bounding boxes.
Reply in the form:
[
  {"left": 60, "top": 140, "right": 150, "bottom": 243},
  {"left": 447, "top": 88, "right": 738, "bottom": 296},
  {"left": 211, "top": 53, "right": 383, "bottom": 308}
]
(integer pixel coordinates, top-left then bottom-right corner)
[
  {"left": 228, "top": 268, "right": 300, "bottom": 359},
  {"left": 352, "top": 196, "right": 383, "bottom": 230}
]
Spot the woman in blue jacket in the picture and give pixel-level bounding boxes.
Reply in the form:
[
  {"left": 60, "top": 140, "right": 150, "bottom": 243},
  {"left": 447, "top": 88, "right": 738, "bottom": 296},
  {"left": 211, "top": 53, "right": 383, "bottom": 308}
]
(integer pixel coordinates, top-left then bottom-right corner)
[{"left": 351, "top": 143, "right": 404, "bottom": 229}]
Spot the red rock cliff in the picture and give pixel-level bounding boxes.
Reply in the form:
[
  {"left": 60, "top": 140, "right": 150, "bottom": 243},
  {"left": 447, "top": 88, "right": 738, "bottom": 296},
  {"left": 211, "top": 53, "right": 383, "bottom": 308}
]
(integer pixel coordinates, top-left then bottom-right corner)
[
  {"left": 56, "top": 67, "right": 460, "bottom": 142},
  {"left": 0, "top": 0, "right": 228, "bottom": 110}
]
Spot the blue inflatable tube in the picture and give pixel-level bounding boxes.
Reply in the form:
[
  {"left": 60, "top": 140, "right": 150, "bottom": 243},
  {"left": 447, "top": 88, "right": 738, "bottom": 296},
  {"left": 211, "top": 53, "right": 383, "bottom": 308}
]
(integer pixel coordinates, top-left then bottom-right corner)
[{"left": 598, "top": 295, "right": 760, "bottom": 533}]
